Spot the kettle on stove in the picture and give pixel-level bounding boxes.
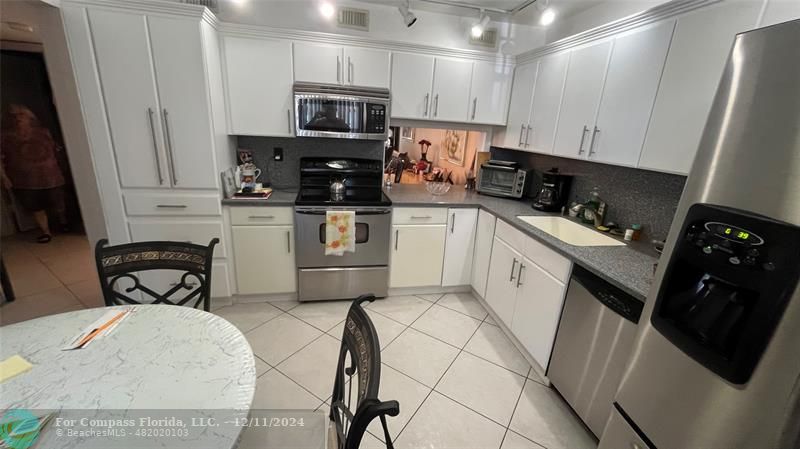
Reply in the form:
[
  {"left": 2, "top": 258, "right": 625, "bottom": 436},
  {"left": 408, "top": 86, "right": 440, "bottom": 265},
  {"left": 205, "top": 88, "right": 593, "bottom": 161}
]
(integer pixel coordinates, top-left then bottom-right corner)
[{"left": 532, "top": 167, "right": 573, "bottom": 212}]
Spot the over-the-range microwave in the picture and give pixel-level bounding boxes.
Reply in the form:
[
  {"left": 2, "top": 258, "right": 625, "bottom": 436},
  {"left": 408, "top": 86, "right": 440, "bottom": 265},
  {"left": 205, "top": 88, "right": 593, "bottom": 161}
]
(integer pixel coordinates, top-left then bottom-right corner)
[{"left": 293, "top": 82, "right": 390, "bottom": 141}]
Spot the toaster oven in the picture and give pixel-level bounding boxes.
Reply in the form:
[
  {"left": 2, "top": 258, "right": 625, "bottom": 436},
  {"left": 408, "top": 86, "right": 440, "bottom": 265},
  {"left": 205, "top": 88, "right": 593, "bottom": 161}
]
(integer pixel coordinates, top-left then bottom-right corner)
[{"left": 477, "top": 160, "right": 530, "bottom": 199}]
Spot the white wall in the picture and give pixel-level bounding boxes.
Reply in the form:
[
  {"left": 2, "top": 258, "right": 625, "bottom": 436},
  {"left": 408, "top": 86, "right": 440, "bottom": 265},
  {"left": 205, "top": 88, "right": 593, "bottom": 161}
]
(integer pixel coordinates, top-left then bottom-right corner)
[
  {"left": 215, "top": 0, "right": 546, "bottom": 55},
  {"left": 545, "top": 0, "right": 667, "bottom": 44},
  {"left": 1, "top": 0, "right": 107, "bottom": 245}
]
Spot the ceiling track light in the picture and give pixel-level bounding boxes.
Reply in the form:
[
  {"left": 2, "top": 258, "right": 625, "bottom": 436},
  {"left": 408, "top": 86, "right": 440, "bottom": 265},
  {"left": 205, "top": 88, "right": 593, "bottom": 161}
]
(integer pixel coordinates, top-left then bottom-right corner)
[
  {"left": 398, "top": 0, "right": 417, "bottom": 27},
  {"left": 319, "top": 1, "right": 336, "bottom": 19},
  {"left": 471, "top": 9, "right": 490, "bottom": 38}
]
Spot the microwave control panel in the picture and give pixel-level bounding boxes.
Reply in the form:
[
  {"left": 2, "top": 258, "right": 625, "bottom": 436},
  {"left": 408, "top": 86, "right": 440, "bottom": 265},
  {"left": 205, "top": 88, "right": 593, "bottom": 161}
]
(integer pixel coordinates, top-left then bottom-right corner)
[{"left": 365, "top": 104, "right": 386, "bottom": 134}]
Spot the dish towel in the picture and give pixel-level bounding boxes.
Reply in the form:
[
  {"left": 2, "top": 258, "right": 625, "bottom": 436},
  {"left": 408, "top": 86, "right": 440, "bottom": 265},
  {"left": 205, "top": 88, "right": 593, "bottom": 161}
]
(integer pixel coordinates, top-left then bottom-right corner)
[{"left": 325, "top": 210, "right": 356, "bottom": 256}]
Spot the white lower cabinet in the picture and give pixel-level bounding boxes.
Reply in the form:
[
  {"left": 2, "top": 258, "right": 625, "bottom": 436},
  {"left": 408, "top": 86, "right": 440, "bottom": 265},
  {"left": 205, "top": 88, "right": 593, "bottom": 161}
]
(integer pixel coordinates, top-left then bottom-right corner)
[
  {"left": 232, "top": 225, "right": 295, "bottom": 295},
  {"left": 442, "top": 208, "right": 478, "bottom": 287},
  {"left": 511, "top": 258, "right": 568, "bottom": 370},
  {"left": 470, "top": 209, "right": 496, "bottom": 298},
  {"left": 484, "top": 236, "right": 522, "bottom": 327},
  {"left": 390, "top": 225, "right": 446, "bottom": 288}
]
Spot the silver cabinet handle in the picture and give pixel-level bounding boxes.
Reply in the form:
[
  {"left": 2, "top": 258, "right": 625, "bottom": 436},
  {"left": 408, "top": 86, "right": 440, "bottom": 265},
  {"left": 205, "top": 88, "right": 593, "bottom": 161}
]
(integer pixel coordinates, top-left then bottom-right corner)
[
  {"left": 433, "top": 94, "right": 439, "bottom": 117},
  {"left": 286, "top": 109, "right": 292, "bottom": 133},
  {"left": 509, "top": 258, "right": 518, "bottom": 282},
  {"left": 588, "top": 126, "right": 600, "bottom": 156},
  {"left": 516, "top": 264, "right": 525, "bottom": 288},
  {"left": 410, "top": 215, "right": 432, "bottom": 219},
  {"left": 347, "top": 56, "right": 352, "bottom": 83},
  {"left": 423, "top": 93, "right": 430, "bottom": 116},
  {"left": 162, "top": 109, "right": 178, "bottom": 185},
  {"left": 147, "top": 108, "right": 164, "bottom": 185},
  {"left": 518, "top": 124, "right": 526, "bottom": 146},
  {"left": 287, "top": 230, "right": 291, "bottom": 253},
  {"left": 471, "top": 97, "right": 477, "bottom": 120},
  {"left": 156, "top": 204, "right": 187, "bottom": 209},
  {"left": 578, "top": 125, "right": 589, "bottom": 155},
  {"left": 524, "top": 125, "right": 532, "bottom": 146},
  {"left": 248, "top": 215, "right": 274, "bottom": 219},
  {"left": 450, "top": 213, "right": 455, "bottom": 233},
  {"left": 336, "top": 56, "right": 341, "bottom": 83},
  {"left": 394, "top": 229, "right": 399, "bottom": 251}
]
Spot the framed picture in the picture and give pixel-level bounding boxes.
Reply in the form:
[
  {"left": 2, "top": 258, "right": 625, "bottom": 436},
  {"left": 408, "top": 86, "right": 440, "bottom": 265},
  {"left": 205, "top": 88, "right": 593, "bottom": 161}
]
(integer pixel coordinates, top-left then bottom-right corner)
[
  {"left": 400, "top": 127, "right": 414, "bottom": 141},
  {"left": 441, "top": 129, "right": 467, "bottom": 166}
]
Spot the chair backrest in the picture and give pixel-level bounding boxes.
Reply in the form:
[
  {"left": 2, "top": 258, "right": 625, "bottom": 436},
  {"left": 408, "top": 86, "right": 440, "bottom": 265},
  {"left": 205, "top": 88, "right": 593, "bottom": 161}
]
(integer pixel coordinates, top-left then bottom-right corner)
[
  {"left": 330, "top": 295, "right": 399, "bottom": 449},
  {"left": 94, "top": 239, "right": 219, "bottom": 312}
]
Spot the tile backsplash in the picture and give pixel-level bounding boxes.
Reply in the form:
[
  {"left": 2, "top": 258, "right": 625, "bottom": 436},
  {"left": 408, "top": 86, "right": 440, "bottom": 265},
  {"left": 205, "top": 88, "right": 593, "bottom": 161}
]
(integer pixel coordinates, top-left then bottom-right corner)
[
  {"left": 490, "top": 147, "right": 687, "bottom": 242},
  {"left": 237, "top": 136, "right": 385, "bottom": 189}
]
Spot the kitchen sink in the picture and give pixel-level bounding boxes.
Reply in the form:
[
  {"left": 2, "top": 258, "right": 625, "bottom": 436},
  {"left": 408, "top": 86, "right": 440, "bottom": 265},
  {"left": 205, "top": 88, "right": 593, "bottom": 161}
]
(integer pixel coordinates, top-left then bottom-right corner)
[{"left": 516, "top": 216, "right": 626, "bottom": 247}]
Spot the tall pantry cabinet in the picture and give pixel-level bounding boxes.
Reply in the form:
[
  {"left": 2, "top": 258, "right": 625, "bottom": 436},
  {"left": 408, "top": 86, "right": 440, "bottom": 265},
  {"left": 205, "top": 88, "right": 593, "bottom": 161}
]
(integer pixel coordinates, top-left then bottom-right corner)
[{"left": 62, "top": 2, "right": 234, "bottom": 298}]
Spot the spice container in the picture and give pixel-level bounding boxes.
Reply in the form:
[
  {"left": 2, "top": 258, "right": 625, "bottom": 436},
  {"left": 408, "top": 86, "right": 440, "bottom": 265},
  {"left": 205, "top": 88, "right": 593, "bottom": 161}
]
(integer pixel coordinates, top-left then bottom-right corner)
[{"left": 624, "top": 224, "right": 642, "bottom": 241}]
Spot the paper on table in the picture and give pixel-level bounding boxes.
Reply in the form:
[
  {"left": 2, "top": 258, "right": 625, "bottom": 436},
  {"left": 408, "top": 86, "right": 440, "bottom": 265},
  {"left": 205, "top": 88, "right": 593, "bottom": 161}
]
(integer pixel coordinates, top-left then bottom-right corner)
[
  {"left": 0, "top": 355, "right": 33, "bottom": 383},
  {"left": 62, "top": 307, "right": 133, "bottom": 351}
]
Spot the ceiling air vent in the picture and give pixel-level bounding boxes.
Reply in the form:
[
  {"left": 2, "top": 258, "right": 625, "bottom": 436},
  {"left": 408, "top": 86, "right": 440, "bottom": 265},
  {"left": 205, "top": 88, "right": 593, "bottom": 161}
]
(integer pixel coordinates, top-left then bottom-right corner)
[
  {"left": 338, "top": 7, "right": 370, "bottom": 31},
  {"left": 470, "top": 28, "right": 498, "bottom": 48},
  {"left": 180, "top": 0, "right": 218, "bottom": 12}
]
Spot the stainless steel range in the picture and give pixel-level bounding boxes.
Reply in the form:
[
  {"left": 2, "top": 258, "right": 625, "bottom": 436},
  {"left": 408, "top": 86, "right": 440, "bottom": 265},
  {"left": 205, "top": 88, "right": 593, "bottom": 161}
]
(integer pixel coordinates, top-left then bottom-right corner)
[{"left": 294, "top": 158, "right": 392, "bottom": 301}]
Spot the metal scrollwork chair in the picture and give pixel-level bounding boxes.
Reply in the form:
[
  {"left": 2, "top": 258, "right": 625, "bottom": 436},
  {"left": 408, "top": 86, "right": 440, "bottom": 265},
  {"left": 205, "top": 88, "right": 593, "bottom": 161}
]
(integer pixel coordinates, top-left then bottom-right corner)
[
  {"left": 330, "top": 294, "right": 400, "bottom": 449},
  {"left": 94, "top": 239, "right": 219, "bottom": 312}
]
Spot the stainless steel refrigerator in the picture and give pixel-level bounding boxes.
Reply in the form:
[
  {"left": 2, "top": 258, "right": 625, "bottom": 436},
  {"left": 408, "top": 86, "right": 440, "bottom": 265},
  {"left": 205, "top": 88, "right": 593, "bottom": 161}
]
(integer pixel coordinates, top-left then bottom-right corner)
[{"left": 599, "top": 18, "right": 800, "bottom": 449}]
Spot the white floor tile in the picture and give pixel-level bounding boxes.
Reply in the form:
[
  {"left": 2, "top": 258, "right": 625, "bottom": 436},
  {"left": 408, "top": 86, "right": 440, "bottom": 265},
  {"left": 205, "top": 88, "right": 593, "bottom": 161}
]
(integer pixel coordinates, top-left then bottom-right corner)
[
  {"left": 214, "top": 302, "right": 283, "bottom": 333},
  {"left": 367, "top": 364, "right": 431, "bottom": 442},
  {"left": 365, "top": 295, "right": 432, "bottom": 325},
  {"left": 416, "top": 293, "right": 444, "bottom": 302},
  {"left": 271, "top": 300, "right": 301, "bottom": 311},
  {"left": 254, "top": 356, "right": 270, "bottom": 377},
  {"left": 381, "top": 328, "right": 459, "bottom": 388},
  {"left": 485, "top": 315, "right": 497, "bottom": 326},
  {"left": 395, "top": 391, "right": 506, "bottom": 449},
  {"left": 252, "top": 370, "right": 323, "bottom": 410},
  {"left": 436, "top": 292, "right": 488, "bottom": 320},
  {"left": 510, "top": 380, "right": 596, "bottom": 449},
  {"left": 246, "top": 313, "right": 322, "bottom": 365},
  {"left": 436, "top": 352, "right": 526, "bottom": 425},
  {"left": 289, "top": 300, "right": 353, "bottom": 332},
  {"left": 501, "top": 430, "right": 546, "bottom": 449},
  {"left": 411, "top": 304, "right": 481, "bottom": 348},
  {"left": 0, "top": 286, "right": 84, "bottom": 326},
  {"left": 277, "top": 334, "right": 341, "bottom": 400},
  {"left": 464, "top": 322, "right": 531, "bottom": 376}
]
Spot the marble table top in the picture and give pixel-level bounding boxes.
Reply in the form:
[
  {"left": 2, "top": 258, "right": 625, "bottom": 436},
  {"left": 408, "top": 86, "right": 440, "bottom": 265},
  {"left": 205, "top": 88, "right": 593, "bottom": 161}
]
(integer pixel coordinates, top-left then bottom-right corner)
[{"left": 0, "top": 305, "right": 256, "bottom": 448}]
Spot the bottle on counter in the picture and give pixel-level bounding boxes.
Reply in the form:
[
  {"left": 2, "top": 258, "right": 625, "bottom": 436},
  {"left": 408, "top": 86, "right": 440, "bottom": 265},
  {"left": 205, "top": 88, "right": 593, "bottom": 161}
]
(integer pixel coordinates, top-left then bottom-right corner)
[{"left": 581, "top": 187, "right": 607, "bottom": 226}]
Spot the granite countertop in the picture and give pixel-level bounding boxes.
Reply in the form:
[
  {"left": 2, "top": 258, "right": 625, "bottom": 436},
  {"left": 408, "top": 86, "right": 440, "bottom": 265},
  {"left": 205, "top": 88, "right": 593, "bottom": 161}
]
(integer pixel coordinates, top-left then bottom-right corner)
[
  {"left": 222, "top": 184, "right": 660, "bottom": 301},
  {"left": 221, "top": 189, "right": 298, "bottom": 206}
]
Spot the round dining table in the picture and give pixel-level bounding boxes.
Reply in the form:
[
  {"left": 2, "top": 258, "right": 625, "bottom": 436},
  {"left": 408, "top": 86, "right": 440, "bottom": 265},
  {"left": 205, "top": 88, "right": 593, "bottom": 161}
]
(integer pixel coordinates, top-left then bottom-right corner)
[{"left": 0, "top": 305, "right": 256, "bottom": 449}]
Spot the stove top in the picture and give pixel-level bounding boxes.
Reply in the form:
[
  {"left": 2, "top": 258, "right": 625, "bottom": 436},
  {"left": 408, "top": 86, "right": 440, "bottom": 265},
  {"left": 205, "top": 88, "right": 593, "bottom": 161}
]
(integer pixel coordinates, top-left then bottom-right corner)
[
  {"left": 295, "top": 188, "right": 392, "bottom": 207},
  {"left": 295, "top": 157, "right": 391, "bottom": 207}
]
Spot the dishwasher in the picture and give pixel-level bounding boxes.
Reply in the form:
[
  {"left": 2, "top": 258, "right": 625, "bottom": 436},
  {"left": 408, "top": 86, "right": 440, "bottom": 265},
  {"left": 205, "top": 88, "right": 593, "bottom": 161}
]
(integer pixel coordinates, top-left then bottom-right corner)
[{"left": 547, "top": 264, "right": 643, "bottom": 438}]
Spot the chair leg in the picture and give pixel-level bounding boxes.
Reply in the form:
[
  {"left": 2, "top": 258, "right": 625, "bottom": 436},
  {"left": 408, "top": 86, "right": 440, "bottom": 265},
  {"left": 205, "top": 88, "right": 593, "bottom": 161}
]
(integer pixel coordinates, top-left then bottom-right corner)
[{"left": 379, "top": 414, "right": 394, "bottom": 449}]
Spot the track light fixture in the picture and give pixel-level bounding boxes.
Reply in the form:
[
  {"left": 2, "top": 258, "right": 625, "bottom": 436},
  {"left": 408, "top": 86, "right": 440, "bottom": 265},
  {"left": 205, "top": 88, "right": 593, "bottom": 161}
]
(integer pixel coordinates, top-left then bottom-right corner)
[
  {"left": 471, "top": 9, "right": 490, "bottom": 38},
  {"left": 398, "top": 0, "right": 417, "bottom": 28}
]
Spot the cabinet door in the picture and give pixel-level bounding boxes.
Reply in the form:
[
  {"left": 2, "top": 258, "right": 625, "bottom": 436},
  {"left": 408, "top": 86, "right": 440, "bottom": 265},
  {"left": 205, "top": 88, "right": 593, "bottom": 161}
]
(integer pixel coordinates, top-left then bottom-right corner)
[
  {"left": 591, "top": 21, "right": 675, "bottom": 167},
  {"left": 294, "top": 42, "right": 342, "bottom": 85},
  {"left": 148, "top": 16, "right": 216, "bottom": 189},
  {"left": 391, "top": 53, "right": 435, "bottom": 119},
  {"left": 390, "top": 225, "right": 446, "bottom": 288},
  {"left": 552, "top": 41, "right": 612, "bottom": 159},
  {"left": 233, "top": 226, "right": 296, "bottom": 295},
  {"left": 344, "top": 47, "right": 390, "bottom": 88},
  {"left": 431, "top": 58, "right": 473, "bottom": 122},
  {"left": 223, "top": 36, "right": 293, "bottom": 136},
  {"left": 469, "top": 62, "right": 513, "bottom": 125},
  {"left": 502, "top": 62, "right": 537, "bottom": 149},
  {"left": 88, "top": 9, "right": 167, "bottom": 188},
  {"left": 484, "top": 237, "right": 521, "bottom": 328},
  {"left": 511, "top": 257, "right": 567, "bottom": 370},
  {"left": 442, "top": 209, "right": 478, "bottom": 287},
  {"left": 470, "top": 209, "right": 496, "bottom": 298},
  {"left": 638, "top": 2, "right": 761, "bottom": 174},
  {"left": 528, "top": 51, "right": 570, "bottom": 154}
]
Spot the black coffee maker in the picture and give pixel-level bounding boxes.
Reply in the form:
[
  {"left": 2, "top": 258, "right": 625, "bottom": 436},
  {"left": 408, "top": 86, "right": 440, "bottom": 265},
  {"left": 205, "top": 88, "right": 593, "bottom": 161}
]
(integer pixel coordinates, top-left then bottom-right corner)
[{"left": 532, "top": 167, "right": 572, "bottom": 212}]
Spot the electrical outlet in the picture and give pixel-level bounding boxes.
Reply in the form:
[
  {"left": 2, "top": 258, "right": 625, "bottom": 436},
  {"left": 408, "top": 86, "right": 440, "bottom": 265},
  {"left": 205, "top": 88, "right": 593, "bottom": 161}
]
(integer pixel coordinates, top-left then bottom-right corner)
[{"left": 274, "top": 147, "right": 283, "bottom": 161}]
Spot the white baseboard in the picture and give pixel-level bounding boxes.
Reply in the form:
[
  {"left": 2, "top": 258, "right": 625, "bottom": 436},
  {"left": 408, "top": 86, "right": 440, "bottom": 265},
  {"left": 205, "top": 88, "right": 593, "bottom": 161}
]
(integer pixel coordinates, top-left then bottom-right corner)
[{"left": 387, "top": 285, "right": 471, "bottom": 297}]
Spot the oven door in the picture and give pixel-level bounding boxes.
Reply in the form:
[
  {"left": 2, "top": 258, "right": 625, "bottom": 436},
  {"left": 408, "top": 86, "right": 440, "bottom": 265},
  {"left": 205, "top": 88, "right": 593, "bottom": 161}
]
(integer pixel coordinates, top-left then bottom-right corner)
[
  {"left": 294, "top": 207, "right": 391, "bottom": 268},
  {"left": 477, "top": 166, "right": 517, "bottom": 197}
]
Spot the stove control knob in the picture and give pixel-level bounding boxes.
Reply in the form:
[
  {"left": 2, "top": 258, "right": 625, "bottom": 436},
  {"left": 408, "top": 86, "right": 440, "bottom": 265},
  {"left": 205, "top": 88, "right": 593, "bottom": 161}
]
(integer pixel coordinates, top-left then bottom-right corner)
[
  {"left": 702, "top": 245, "right": 713, "bottom": 255},
  {"left": 747, "top": 248, "right": 760, "bottom": 257},
  {"left": 728, "top": 256, "right": 741, "bottom": 265},
  {"left": 763, "top": 261, "right": 776, "bottom": 271}
]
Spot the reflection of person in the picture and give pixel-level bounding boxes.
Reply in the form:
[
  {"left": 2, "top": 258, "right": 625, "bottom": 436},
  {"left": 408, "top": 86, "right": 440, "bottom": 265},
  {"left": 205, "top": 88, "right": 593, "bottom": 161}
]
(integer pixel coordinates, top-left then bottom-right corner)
[
  {"left": 1, "top": 104, "right": 68, "bottom": 243},
  {"left": 306, "top": 102, "right": 350, "bottom": 132}
]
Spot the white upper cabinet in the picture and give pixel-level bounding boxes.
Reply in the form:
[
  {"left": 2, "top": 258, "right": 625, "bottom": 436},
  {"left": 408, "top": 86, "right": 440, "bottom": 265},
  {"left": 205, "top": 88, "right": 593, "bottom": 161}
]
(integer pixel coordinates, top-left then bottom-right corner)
[
  {"left": 469, "top": 61, "right": 512, "bottom": 125},
  {"left": 502, "top": 62, "right": 537, "bottom": 149},
  {"left": 590, "top": 20, "right": 675, "bottom": 167},
  {"left": 343, "top": 47, "right": 391, "bottom": 88},
  {"left": 390, "top": 52, "right": 435, "bottom": 119},
  {"left": 759, "top": 0, "right": 800, "bottom": 27},
  {"left": 148, "top": 16, "right": 216, "bottom": 189},
  {"left": 89, "top": 9, "right": 166, "bottom": 189},
  {"left": 552, "top": 41, "right": 611, "bottom": 159},
  {"left": 528, "top": 51, "right": 569, "bottom": 154},
  {"left": 293, "top": 42, "right": 342, "bottom": 85},
  {"left": 431, "top": 58, "right": 473, "bottom": 122},
  {"left": 638, "top": 2, "right": 761, "bottom": 174},
  {"left": 222, "top": 36, "right": 293, "bottom": 136},
  {"left": 442, "top": 208, "right": 478, "bottom": 287}
]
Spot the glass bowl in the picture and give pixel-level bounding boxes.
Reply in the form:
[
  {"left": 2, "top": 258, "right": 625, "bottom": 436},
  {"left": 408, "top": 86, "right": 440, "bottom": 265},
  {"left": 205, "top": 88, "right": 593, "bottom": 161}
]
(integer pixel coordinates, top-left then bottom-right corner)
[{"left": 425, "top": 181, "right": 451, "bottom": 195}]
